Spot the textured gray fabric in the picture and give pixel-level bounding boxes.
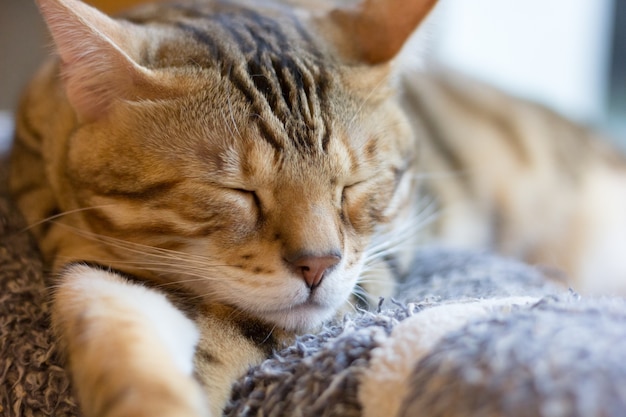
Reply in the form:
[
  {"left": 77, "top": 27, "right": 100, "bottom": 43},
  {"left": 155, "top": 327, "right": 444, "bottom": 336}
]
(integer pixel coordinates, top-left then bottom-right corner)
[
  {"left": 399, "top": 296, "right": 626, "bottom": 417},
  {"left": 224, "top": 308, "right": 412, "bottom": 417},
  {"left": 397, "top": 247, "right": 565, "bottom": 301}
]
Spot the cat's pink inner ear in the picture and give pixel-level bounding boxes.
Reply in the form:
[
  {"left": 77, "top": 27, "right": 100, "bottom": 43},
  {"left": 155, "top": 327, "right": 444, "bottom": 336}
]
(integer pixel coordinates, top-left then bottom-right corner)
[
  {"left": 330, "top": 0, "right": 438, "bottom": 65},
  {"left": 37, "top": 0, "right": 152, "bottom": 122}
]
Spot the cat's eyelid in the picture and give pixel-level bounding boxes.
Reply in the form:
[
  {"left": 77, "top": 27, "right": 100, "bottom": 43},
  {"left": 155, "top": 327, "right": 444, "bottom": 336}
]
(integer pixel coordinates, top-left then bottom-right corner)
[
  {"left": 226, "top": 186, "right": 256, "bottom": 194},
  {"left": 344, "top": 170, "right": 386, "bottom": 188},
  {"left": 344, "top": 179, "right": 366, "bottom": 189},
  {"left": 233, "top": 188, "right": 255, "bottom": 194},
  {"left": 345, "top": 164, "right": 403, "bottom": 189},
  {"left": 218, "top": 182, "right": 255, "bottom": 193},
  {"left": 344, "top": 169, "right": 374, "bottom": 188},
  {"left": 231, "top": 187, "right": 262, "bottom": 210}
]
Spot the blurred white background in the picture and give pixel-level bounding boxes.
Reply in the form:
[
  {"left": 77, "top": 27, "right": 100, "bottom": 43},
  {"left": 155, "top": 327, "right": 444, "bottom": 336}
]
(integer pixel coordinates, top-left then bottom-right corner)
[
  {"left": 431, "top": 0, "right": 614, "bottom": 127},
  {"left": 0, "top": 0, "right": 623, "bottom": 151}
]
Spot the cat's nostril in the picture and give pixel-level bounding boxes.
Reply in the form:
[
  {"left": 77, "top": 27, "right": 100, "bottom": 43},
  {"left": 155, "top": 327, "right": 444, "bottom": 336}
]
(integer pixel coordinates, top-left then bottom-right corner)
[{"left": 291, "top": 255, "right": 341, "bottom": 289}]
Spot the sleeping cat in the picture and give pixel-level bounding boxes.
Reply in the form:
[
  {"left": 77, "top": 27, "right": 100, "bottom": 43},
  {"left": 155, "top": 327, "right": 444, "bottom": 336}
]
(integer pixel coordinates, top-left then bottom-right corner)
[{"left": 8, "top": 0, "right": 626, "bottom": 415}]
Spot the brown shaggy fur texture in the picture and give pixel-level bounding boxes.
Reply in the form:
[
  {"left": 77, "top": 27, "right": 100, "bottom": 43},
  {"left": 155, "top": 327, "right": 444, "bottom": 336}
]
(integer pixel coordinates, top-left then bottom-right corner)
[{"left": 0, "top": 161, "right": 78, "bottom": 416}]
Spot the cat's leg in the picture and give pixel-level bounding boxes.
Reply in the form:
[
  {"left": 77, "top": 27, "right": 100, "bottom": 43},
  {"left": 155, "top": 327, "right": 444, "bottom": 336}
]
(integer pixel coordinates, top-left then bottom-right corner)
[
  {"left": 191, "top": 312, "right": 273, "bottom": 417},
  {"left": 52, "top": 264, "right": 208, "bottom": 417}
]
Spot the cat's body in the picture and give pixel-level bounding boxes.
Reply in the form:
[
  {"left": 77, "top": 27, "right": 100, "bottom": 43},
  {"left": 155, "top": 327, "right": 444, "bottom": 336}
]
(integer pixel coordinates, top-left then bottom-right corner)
[
  {"left": 8, "top": 0, "right": 626, "bottom": 415},
  {"left": 403, "top": 72, "right": 626, "bottom": 295}
]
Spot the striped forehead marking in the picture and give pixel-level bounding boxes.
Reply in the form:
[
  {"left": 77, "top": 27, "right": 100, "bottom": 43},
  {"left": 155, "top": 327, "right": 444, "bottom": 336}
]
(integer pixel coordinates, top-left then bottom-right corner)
[{"left": 139, "top": 4, "right": 335, "bottom": 154}]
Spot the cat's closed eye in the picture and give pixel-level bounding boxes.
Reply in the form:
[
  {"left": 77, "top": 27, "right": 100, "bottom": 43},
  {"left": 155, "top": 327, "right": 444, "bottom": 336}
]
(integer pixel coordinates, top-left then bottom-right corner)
[
  {"left": 341, "top": 181, "right": 366, "bottom": 203},
  {"left": 216, "top": 186, "right": 261, "bottom": 218},
  {"left": 230, "top": 188, "right": 262, "bottom": 210}
]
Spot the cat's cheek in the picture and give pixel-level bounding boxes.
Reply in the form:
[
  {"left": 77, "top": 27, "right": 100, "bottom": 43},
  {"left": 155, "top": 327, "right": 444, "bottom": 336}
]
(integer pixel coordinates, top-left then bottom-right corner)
[
  {"left": 212, "top": 202, "right": 259, "bottom": 240},
  {"left": 344, "top": 197, "right": 387, "bottom": 234}
]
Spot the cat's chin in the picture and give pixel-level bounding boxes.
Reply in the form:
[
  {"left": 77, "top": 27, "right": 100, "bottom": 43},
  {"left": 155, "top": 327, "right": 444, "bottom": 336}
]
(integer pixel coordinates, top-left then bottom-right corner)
[
  {"left": 259, "top": 302, "right": 339, "bottom": 332},
  {"left": 257, "top": 278, "right": 359, "bottom": 331}
]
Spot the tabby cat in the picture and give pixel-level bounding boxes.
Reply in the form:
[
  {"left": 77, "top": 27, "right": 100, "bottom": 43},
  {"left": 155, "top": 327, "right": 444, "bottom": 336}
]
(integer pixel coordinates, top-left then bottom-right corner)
[{"left": 9, "top": 0, "right": 626, "bottom": 415}]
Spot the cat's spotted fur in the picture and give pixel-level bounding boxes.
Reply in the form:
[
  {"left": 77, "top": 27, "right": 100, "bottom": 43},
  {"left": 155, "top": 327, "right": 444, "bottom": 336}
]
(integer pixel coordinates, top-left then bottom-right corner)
[{"left": 9, "top": 0, "right": 626, "bottom": 415}]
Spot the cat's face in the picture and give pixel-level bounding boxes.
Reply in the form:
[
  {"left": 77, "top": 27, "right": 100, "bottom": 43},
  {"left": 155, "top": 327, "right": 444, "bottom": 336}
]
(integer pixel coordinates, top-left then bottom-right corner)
[
  {"left": 67, "top": 67, "right": 414, "bottom": 330},
  {"left": 33, "top": 0, "right": 435, "bottom": 330}
]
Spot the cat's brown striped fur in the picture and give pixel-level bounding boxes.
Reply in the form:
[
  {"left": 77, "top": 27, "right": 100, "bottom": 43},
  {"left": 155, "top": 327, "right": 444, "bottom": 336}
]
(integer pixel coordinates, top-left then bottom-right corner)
[
  {"left": 9, "top": 0, "right": 626, "bottom": 415},
  {"left": 404, "top": 72, "right": 626, "bottom": 294}
]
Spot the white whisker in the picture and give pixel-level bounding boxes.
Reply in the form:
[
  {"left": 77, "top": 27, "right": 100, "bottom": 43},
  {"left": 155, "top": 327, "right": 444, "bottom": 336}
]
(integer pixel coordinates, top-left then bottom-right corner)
[
  {"left": 53, "top": 222, "right": 218, "bottom": 268},
  {"left": 226, "top": 64, "right": 244, "bottom": 142},
  {"left": 20, "top": 205, "right": 116, "bottom": 233}
]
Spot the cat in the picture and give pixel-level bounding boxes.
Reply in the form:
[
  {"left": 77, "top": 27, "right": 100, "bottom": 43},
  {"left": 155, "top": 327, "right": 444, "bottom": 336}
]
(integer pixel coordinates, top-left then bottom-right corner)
[
  {"left": 8, "top": 0, "right": 626, "bottom": 415},
  {"left": 406, "top": 72, "right": 626, "bottom": 296}
]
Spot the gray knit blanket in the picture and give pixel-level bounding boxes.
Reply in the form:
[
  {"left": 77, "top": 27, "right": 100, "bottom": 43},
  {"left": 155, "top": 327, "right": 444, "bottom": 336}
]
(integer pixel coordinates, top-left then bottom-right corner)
[{"left": 2, "top": 175, "right": 626, "bottom": 416}]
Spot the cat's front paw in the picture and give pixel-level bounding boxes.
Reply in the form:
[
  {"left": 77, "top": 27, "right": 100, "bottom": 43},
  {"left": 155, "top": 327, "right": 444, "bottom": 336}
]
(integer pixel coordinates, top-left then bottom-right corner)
[
  {"left": 54, "top": 266, "right": 211, "bottom": 417},
  {"left": 93, "top": 376, "right": 210, "bottom": 417}
]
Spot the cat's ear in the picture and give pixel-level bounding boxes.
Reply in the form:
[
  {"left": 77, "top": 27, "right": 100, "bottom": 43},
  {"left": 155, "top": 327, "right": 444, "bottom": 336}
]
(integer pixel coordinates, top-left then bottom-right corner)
[
  {"left": 324, "top": 0, "right": 438, "bottom": 65},
  {"left": 37, "top": 0, "right": 156, "bottom": 121}
]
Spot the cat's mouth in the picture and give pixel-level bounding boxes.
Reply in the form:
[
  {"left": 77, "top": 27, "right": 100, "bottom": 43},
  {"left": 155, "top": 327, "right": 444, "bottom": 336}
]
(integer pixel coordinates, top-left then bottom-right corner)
[
  {"left": 251, "top": 282, "right": 351, "bottom": 330},
  {"left": 261, "top": 292, "right": 330, "bottom": 314},
  {"left": 266, "top": 299, "right": 326, "bottom": 313},
  {"left": 222, "top": 267, "right": 359, "bottom": 331},
  {"left": 259, "top": 301, "right": 336, "bottom": 331}
]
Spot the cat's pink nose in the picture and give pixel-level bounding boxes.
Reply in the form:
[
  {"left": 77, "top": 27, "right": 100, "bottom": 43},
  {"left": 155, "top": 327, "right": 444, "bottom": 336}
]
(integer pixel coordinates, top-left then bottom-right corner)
[{"left": 292, "top": 255, "right": 341, "bottom": 289}]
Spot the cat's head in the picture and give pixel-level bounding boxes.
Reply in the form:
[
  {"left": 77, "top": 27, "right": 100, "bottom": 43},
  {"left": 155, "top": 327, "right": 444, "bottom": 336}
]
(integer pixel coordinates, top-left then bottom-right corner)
[{"left": 36, "top": 0, "right": 437, "bottom": 331}]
